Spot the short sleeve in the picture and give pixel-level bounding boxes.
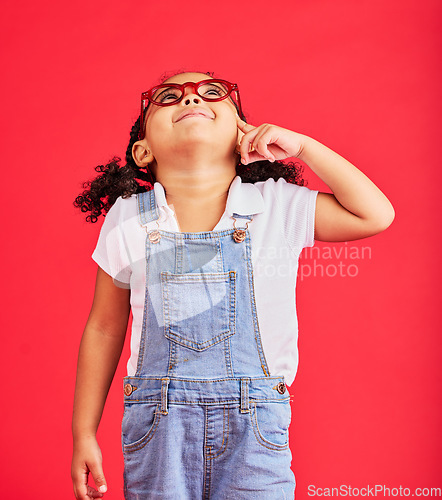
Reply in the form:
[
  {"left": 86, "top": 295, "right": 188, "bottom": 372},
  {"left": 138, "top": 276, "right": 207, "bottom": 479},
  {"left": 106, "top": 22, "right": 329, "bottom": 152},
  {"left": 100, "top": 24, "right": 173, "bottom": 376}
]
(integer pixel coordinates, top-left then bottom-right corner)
[
  {"left": 91, "top": 197, "right": 132, "bottom": 289},
  {"left": 273, "top": 177, "right": 318, "bottom": 255}
]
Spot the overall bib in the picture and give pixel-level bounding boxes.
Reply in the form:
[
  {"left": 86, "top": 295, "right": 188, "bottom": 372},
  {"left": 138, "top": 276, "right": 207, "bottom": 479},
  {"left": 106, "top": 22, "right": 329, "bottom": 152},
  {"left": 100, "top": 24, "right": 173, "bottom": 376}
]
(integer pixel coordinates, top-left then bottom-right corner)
[{"left": 122, "top": 189, "right": 295, "bottom": 499}]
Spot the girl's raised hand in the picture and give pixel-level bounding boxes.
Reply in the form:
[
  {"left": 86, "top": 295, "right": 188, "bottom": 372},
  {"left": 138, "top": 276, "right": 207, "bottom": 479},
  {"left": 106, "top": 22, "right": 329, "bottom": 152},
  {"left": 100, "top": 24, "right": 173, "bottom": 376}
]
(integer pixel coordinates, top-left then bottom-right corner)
[{"left": 236, "top": 116, "right": 306, "bottom": 165}]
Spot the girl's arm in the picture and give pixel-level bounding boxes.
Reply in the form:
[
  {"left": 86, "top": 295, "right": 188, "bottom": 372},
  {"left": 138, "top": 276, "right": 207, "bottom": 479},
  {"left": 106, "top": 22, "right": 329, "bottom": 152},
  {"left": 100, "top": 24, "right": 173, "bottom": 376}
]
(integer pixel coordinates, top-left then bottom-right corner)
[
  {"left": 72, "top": 267, "right": 131, "bottom": 500},
  {"left": 237, "top": 117, "right": 395, "bottom": 241},
  {"left": 298, "top": 136, "right": 395, "bottom": 241}
]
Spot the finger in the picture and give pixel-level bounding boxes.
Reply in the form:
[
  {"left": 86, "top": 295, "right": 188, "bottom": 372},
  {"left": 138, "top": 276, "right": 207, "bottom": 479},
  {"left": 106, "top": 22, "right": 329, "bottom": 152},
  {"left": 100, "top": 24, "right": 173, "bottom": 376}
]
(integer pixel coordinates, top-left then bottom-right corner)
[
  {"left": 235, "top": 127, "right": 245, "bottom": 154},
  {"left": 87, "top": 485, "right": 105, "bottom": 498},
  {"left": 251, "top": 126, "right": 277, "bottom": 162},
  {"left": 244, "top": 151, "right": 270, "bottom": 163},
  {"left": 89, "top": 462, "right": 107, "bottom": 496},
  {"left": 241, "top": 127, "right": 276, "bottom": 163},
  {"left": 72, "top": 469, "right": 89, "bottom": 500},
  {"left": 239, "top": 126, "right": 262, "bottom": 164},
  {"left": 236, "top": 115, "right": 256, "bottom": 133}
]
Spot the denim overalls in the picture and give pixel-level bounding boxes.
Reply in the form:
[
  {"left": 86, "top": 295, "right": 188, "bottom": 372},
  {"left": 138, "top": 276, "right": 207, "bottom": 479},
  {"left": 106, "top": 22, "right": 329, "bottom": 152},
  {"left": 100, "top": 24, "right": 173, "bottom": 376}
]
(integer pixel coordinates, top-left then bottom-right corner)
[{"left": 121, "top": 189, "right": 296, "bottom": 499}]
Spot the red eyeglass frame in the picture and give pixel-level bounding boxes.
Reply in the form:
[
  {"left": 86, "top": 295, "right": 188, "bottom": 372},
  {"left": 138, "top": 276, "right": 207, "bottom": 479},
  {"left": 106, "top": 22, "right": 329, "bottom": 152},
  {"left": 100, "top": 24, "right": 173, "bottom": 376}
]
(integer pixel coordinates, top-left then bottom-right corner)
[{"left": 138, "top": 79, "right": 244, "bottom": 140}]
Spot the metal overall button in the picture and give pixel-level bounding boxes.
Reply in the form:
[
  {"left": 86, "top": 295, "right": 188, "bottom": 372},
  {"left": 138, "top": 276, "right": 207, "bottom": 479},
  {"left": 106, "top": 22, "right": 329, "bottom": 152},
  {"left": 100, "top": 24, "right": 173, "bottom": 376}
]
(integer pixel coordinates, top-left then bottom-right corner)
[
  {"left": 124, "top": 383, "right": 137, "bottom": 396},
  {"left": 273, "top": 382, "right": 286, "bottom": 394},
  {"left": 232, "top": 217, "right": 253, "bottom": 243},
  {"left": 146, "top": 220, "right": 161, "bottom": 244}
]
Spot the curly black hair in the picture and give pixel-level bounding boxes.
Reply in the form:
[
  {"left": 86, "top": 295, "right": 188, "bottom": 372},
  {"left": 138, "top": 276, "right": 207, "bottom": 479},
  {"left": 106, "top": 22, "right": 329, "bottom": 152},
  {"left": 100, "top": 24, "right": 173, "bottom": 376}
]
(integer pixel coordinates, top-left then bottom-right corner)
[{"left": 74, "top": 71, "right": 306, "bottom": 222}]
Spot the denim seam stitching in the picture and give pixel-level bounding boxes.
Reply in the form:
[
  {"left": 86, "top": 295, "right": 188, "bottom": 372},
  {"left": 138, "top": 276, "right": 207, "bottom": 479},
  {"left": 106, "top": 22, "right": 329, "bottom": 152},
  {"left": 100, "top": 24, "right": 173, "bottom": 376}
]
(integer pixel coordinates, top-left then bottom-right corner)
[
  {"left": 156, "top": 228, "right": 241, "bottom": 239},
  {"left": 224, "top": 337, "right": 234, "bottom": 377},
  {"left": 160, "top": 378, "right": 170, "bottom": 414},
  {"left": 167, "top": 340, "right": 177, "bottom": 376},
  {"left": 124, "top": 398, "right": 290, "bottom": 404},
  {"left": 245, "top": 231, "right": 271, "bottom": 376},
  {"left": 124, "top": 375, "right": 285, "bottom": 383},
  {"left": 161, "top": 273, "right": 232, "bottom": 283},
  {"left": 207, "top": 404, "right": 230, "bottom": 460},
  {"left": 203, "top": 406, "right": 212, "bottom": 499},
  {"left": 216, "top": 234, "right": 223, "bottom": 273},
  {"left": 165, "top": 330, "right": 234, "bottom": 351},
  {"left": 135, "top": 227, "right": 151, "bottom": 376},
  {"left": 229, "top": 270, "right": 237, "bottom": 361}
]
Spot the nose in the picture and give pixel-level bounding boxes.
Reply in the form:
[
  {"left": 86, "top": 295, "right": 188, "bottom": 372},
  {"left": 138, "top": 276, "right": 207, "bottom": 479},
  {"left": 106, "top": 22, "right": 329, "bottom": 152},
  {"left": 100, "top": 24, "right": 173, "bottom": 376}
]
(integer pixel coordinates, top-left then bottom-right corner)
[{"left": 180, "top": 82, "right": 202, "bottom": 106}]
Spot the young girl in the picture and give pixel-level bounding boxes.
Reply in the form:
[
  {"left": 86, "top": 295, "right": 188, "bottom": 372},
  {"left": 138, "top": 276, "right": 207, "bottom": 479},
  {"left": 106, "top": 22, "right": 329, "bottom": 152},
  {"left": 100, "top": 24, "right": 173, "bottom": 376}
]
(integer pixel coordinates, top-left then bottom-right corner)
[{"left": 71, "top": 71, "right": 394, "bottom": 499}]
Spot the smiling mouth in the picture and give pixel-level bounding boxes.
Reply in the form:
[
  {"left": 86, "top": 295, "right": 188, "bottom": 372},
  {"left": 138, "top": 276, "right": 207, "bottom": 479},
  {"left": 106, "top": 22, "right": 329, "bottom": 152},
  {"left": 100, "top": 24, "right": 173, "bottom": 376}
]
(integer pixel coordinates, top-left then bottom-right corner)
[{"left": 179, "top": 113, "right": 211, "bottom": 121}]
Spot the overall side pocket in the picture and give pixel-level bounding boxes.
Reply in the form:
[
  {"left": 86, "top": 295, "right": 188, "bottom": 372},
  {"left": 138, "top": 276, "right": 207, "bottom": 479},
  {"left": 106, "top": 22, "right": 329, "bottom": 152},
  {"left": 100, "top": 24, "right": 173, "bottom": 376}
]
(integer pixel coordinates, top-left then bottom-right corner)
[
  {"left": 122, "top": 402, "right": 162, "bottom": 453},
  {"left": 250, "top": 400, "right": 291, "bottom": 451}
]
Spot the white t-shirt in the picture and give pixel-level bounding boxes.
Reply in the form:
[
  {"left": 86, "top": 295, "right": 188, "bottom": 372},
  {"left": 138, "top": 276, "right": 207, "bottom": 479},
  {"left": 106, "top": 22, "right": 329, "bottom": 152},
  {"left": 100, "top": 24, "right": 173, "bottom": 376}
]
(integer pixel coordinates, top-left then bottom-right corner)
[{"left": 92, "top": 175, "right": 318, "bottom": 386}]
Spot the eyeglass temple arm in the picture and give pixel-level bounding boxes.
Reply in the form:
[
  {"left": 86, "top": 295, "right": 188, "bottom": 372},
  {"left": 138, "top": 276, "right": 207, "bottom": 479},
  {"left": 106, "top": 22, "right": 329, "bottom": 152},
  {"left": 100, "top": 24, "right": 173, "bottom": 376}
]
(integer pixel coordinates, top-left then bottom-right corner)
[
  {"left": 234, "top": 88, "right": 245, "bottom": 121},
  {"left": 139, "top": 99, "right": 146, "bottom": 140}
]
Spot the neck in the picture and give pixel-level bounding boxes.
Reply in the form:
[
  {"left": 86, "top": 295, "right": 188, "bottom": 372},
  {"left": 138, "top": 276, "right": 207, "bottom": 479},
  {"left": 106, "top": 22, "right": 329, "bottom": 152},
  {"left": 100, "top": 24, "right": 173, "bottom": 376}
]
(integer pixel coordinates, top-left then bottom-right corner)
[{"left": 151, "top": 154, "right": 238, "bottom": 206}]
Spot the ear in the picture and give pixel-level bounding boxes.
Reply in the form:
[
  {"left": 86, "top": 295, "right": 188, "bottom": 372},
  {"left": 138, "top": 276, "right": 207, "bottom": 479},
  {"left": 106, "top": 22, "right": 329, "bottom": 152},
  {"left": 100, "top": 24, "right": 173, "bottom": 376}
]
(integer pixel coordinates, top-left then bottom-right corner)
[{"left": 132, "top": 139, "right": 155, "bottom": 167}]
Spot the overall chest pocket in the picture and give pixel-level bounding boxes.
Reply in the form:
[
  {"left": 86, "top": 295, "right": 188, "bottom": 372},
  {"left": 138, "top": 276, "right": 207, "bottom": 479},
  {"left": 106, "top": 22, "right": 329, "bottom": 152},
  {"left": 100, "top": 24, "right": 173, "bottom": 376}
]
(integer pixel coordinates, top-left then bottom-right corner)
[{"left": 161, "top": 270, "right": 236, "bottom": 351}]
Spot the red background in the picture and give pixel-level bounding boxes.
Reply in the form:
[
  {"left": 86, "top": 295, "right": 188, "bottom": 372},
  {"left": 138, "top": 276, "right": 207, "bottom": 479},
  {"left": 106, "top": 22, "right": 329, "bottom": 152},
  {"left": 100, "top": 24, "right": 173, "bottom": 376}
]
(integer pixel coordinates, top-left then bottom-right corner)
[{"left": 1, "top": 0, "right": 440, "bottom": 498}]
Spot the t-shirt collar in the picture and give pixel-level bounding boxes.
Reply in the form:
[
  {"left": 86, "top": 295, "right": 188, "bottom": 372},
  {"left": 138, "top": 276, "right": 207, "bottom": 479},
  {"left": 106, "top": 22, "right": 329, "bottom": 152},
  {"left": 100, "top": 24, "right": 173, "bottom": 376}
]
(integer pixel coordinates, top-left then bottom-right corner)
[{"left": 153, "top": 175, "right": 265, "bottom": 218}]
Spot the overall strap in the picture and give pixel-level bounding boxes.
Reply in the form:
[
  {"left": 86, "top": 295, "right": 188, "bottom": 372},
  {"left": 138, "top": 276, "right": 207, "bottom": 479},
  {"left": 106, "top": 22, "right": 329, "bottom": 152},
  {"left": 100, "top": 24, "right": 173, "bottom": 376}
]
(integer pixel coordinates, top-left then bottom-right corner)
[
  {"left": 232, "top": 212, "right": 254, "bottom": 220},
  {"left": 137, "top": 189, "right": 160, "bottom": 226}
]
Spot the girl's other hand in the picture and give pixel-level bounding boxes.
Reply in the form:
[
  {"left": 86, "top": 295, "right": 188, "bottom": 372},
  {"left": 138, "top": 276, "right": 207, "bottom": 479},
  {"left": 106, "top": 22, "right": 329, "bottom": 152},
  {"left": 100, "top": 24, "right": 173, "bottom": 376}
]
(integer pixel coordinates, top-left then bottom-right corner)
[
  {"left": 236, "top": 116, "right": 306, "bottom": 165},
  {"left": 72, "top": 436, "right": 107, "bottom": 499}
]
